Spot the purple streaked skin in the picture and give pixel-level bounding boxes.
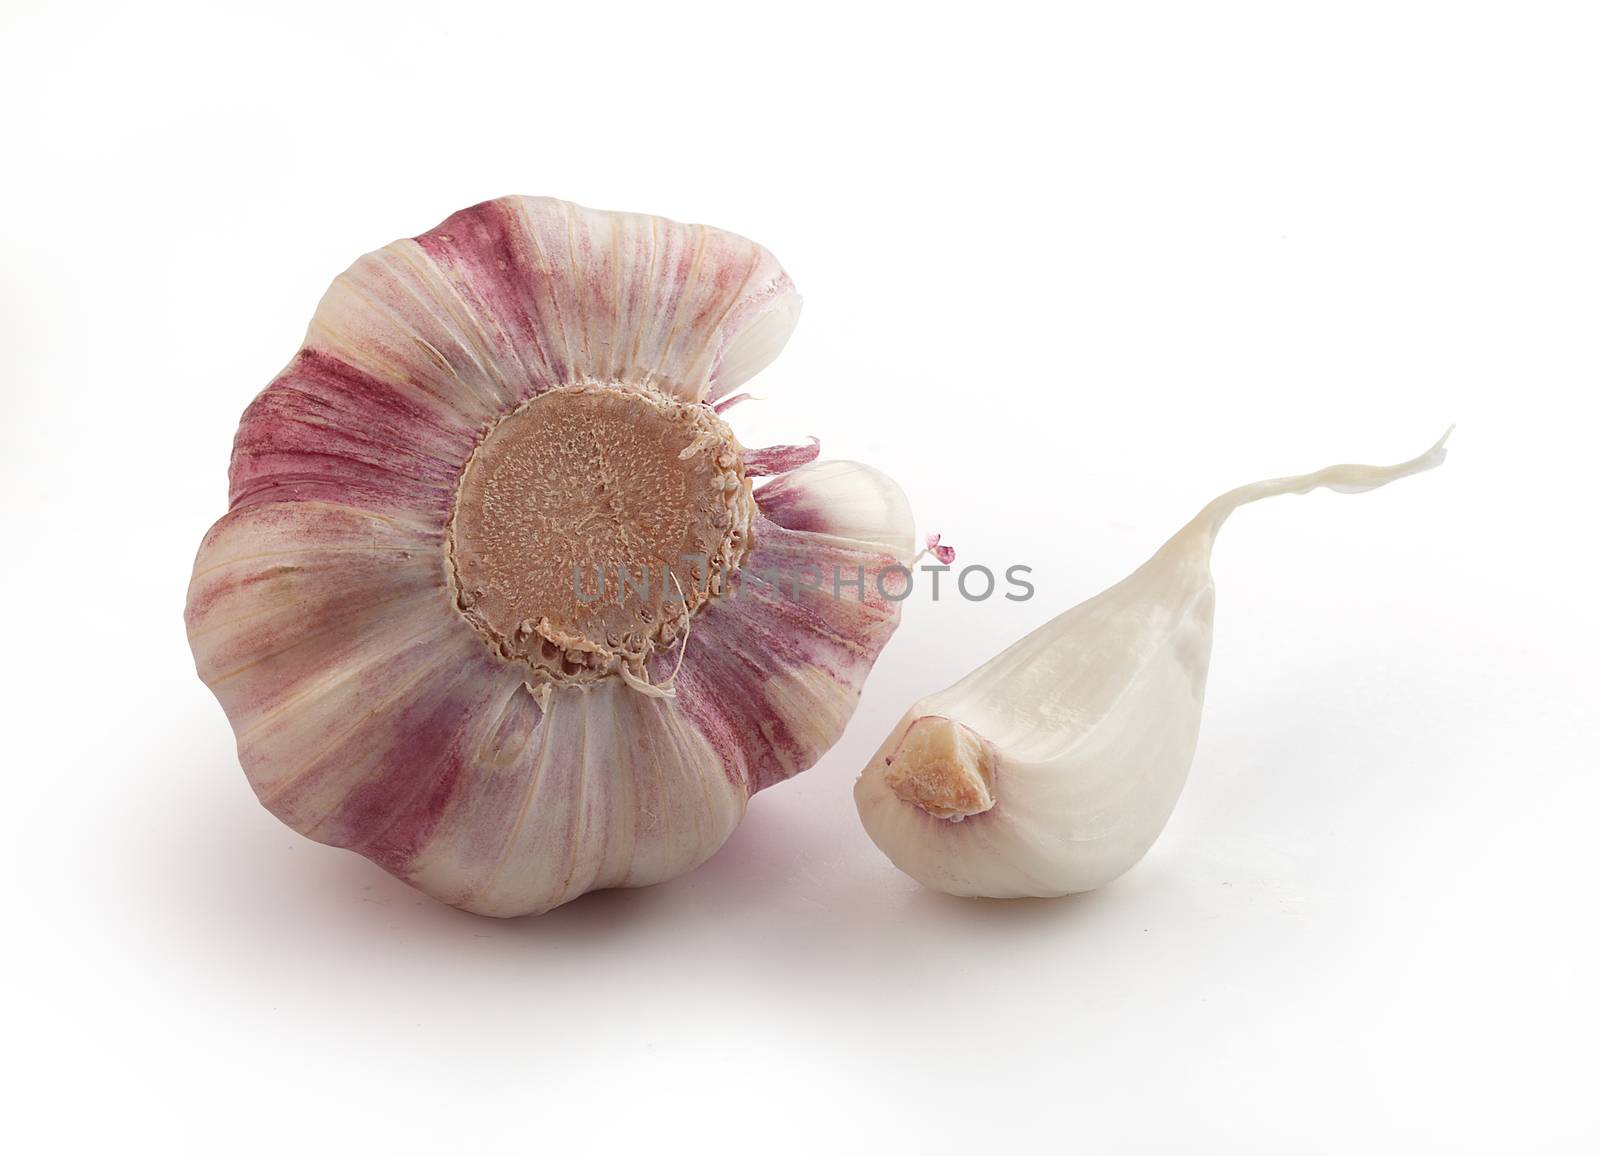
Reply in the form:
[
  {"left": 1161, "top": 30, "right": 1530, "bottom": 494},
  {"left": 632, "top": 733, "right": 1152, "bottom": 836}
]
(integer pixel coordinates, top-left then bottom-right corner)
[
  {"left": 742, "top": 438, "right": 822, "bottom": 477},
  {"left": 186, "top": 196, "right": 914, "bottom": 917}
]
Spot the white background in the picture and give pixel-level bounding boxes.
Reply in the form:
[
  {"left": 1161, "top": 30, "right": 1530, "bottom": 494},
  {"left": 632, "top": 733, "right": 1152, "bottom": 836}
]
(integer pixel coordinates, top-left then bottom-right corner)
[{"left": 4, "top": 2, "right": 1596, "bottom": 1152}]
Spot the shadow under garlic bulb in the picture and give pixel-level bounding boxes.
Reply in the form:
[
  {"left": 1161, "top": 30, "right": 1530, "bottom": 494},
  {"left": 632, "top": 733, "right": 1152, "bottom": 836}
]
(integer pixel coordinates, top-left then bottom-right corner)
[{"left": 186, "top": 196, "right": 914, "bottom": 917}]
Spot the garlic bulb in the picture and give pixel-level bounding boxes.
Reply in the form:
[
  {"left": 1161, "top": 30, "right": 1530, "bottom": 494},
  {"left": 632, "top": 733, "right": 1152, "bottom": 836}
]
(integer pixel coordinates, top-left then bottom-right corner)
[
  {"left": 855, "top": 433, "right": 1449, "bottom": 899},
  {"left": 186, "top": 197, "right": 914, "bottom": 917}
]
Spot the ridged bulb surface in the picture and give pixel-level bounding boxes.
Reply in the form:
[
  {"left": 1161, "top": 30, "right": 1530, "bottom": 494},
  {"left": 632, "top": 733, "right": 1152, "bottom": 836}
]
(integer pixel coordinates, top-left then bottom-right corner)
[{"left": 187, "top": 197, "right": 914, "bottom": 916}]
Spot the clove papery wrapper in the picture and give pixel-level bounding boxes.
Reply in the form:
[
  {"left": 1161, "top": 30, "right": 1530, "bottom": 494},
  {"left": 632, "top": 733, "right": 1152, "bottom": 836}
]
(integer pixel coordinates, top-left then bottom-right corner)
[{"left": 854, "top": 431, "right": 1451, "bottom": 899}]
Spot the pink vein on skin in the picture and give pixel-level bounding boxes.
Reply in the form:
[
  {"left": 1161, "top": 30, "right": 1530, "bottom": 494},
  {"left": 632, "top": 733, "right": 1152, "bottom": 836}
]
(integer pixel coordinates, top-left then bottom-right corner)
[
  {"left": 634, "top": 216, "right": 695, "bottom": 395},
  {"left": 563, "top": 200, "right": 595, "bottom": 369},
  {"left": 373, "top": 245, "right": 523, "bottom": 412},
  {"left": 555, "top": 689, "right": 597, "bottom": 900},
  {"left": 743, "top": 438, "right": 821, "bottom": 478},
  {"left": 229, "top": 350, "right": 473, "bottom": 518},
  {"left": 673, "top": 238, "right": 762, "bottom": 395},
  {"left": 266, "top": 629, "right": 499, "bottom": 844},
  {"left": 624, "top": 215, "right": 662, "bottom": 377},
  {"left": 505, "top": 198, "right": 580, "bottom": 387},
  {"left": 352, "top": 647, "right": 523, "bottom": 875},
  {"left": 664, "top": 511, "right": 905, "bottom": 795},
  {"left": 668, "top": 607, "right": 825, "bottom": 795},
  {"left": 185, "top": 503, "right": 449, "bottom": 726},
  {"left": 731, "top": 531, "right": 898, "bottom": 681},
  {"left": 245, "top": 613, "right": 461, "bottom": 760},
  {"left": 659, "top": 461, "right": 913, "bottom": 794},
  {"left": 204, "top": 585, "right": 442, "bottom": 693},
  {"left": 604, "top": 212, "right": 625, "bottom": 385},
  {"left": 402, "top": 681, "right": 552, "bottom": 907},
  {"left": 412, "top": 201, "right": 560, "bottom": 401},
  {"left": 744, "top": 468, "right": 830, "bottom": 534},
  {"left": 329, "top": 257, "right": 504, "bottom": 412},
  {"left": 645, "top": 223, "right": 709, "bottom": 389},
  {"left": 308, "top": 259, "right": 510, "bottom": 429},
  {"left": 413, "top": 680, "right": 746, "bottom": 915},
  {"left": 469, "top": 685, "right": 589, "bottom": 912}
]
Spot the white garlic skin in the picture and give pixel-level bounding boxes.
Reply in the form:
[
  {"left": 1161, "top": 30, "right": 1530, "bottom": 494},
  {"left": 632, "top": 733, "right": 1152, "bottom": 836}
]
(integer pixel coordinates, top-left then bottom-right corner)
[{"left": 855, "top": 433, "right": 1449, "bottom": 900}]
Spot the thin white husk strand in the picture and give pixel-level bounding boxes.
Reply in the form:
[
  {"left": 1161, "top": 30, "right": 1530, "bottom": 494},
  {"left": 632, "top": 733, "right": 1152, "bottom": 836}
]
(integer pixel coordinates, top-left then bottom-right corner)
[{"left": 618, "top": 573, "right": 693, "bottom": 699}]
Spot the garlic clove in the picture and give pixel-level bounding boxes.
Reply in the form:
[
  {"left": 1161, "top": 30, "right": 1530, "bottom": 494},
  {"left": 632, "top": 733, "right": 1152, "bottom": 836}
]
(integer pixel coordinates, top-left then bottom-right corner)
[
  {"left": 752, "top": 459, "right": 916, "bottom": 556},
  {"left": 403, "top": 681, "right": 746, "bottom": 917},
  {"left": 187, "top": 502, "right": 449, "bottom": 736},
  {"left": 189, "top": 197, "right": 900, "bottom": 916},
  {"left": 304, "top": 197, "right": 799, "bottom": 422},
  {"left": 710, "top": 289, "right": 805, "bottom": 403},
  {"left": 855, "top": 433, "right": 1450, "bottom": 899},
  {"left": 187, "top": 504, "right": 513, "bottom": 856}
]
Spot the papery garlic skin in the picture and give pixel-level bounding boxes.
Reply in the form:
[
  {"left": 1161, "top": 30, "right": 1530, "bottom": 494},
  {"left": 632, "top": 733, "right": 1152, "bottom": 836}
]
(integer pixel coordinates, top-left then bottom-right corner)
[
  {"left": 855, "top": 433, "right": 1450, "bottom": 900},
  {"left": 187, "top": 197, "right": 913, "bottom": 917}
]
